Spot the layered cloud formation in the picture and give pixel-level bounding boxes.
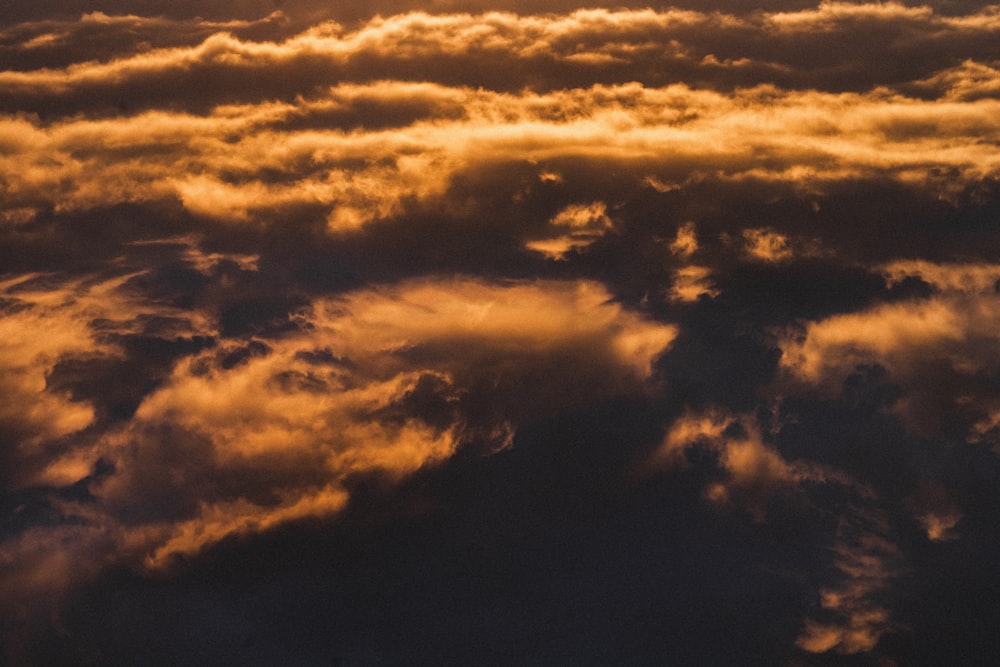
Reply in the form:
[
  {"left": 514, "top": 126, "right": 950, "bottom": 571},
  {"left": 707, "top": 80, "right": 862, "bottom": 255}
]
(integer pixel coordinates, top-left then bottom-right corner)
[{"left": 3, "top": 2, "right": 1000, "bottom": 664}]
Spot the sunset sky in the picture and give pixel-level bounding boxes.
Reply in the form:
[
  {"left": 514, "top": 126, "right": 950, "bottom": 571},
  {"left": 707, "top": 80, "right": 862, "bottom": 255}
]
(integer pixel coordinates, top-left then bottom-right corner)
[{"left": 2, "top": 0, "right": 1000, "bottom": 664}]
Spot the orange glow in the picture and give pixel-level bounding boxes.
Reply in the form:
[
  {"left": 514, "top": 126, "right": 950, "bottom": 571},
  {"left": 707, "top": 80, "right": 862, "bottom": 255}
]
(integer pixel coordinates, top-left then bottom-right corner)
[
  {"left": 796, "top": 510, "right": 900, "bottom": 654},
  {"left": 779, "top": 264, "right": 1000, "bottom": 447},
  {"left": 4, "top": 3, "right": 1000, "bottom": 660},
  {"left": 669, "top": 222, "right": 699, "bottom": 257},
  {"left": 527, "top": 201, "right": 613, "bottom": 258},
  {"left": 144, "top": 485, "right": 351, "bottom": 568},
  {"left": 781, "top": 299, "right": 966, "bottom": 382},
  {"left": 2, "top": 74, "right": 999, "bottom": 225},
  {"left": 742, "top": 228, "right": 792, "bottom": 262},
  {"left": 669, "top": 266, "right": 718, "bottom": 303},
  {"left": 0, "top": 276, "right": 675, "bottom": 578},
  {"left": 650, "top": 409, "right": 820, "bottom": 520}
]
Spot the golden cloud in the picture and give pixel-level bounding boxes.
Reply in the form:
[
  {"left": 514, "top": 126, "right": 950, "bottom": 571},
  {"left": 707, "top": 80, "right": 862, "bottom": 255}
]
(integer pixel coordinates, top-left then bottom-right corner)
[
  {"left": 0, "top": 276, "right": 675, "bottom": 602},
  {"left": 780, "top": 268, "right": 1000, "bottom": 389},
  {"left": 741, "top": 227, "right": 793, "bottom": 262},
  {"left": 3, "top": 5, "right": 1000, "bottom": 659},
  {"left": 669, "top": 265, "right": 719, "bottom": 303},
  {"left": 649, "top": 407, "right": 829, "bottom": 520},
  {"left": 2, "top": 80, "right": 999, "bottom": 228},
  {"left": 0, "top": 271, "right": 209, "bottom": 488},
  {"left": 0, "top": 237, "right": 261, "bottom": 488},
  {"left": 526, "top": 201, "right": 613, "bottom": 259},
  {"left": 778, "top": 262, "right": 1000, "bottom": 536},
  {"left": 4, "top": 5, "right": 999, "bottom": 97},
  {"left": 796, "top": 507, "right": 902, "bottom": 655},
  {"left": 652, "top": 407, "right": 904, "bottom": 656},
  {"left": 668, "top": 221, "right": 699, "bottom": 257}
]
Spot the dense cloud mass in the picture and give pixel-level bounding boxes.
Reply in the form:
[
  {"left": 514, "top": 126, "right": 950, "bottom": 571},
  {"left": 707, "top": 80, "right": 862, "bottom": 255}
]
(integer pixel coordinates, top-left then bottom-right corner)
[{"left": 2, "top": 1, "right": 1000, "bottom": 664}]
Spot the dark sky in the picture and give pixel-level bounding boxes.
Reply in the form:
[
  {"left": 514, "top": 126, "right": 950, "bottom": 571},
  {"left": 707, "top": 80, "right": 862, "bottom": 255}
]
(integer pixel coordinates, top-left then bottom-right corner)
[{"left": 2, "top": 1, "right": 1000, "bottom": 664}]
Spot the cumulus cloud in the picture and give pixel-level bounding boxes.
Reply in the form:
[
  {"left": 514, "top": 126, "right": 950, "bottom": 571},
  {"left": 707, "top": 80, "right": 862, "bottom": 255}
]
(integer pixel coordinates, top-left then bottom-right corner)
[
  {"left": 647, "top": 405, "right": 910, "bottom": 653},
  {"left": 779, "top": 261, "right": 1000, "bottom": 439},
  {"left": 525, "top": 201, "right": 614, "bottom": 259},
  {"left": 0, "top": 10, "right": 291, "bottom": 72},
  {"left": 2, "top": 4, "right": 1000, "bottom": 119},
  {"left": 4, "top": 2, "right": 1000, "bottom": 664},
  {"left": 3, "top": 80, "right": 999, "bottom": 235},
  {"left": 0, "top": 270, "right": 213, "bottom": 489},
  {"left": 0, "top": 276, "right": 674, "bottom": 614},
  {"left": 740, "top": 227, "right": 794, "bottom": 262},
  {"left": 651, "top": 407, "right": 845, "bottom": 518}
]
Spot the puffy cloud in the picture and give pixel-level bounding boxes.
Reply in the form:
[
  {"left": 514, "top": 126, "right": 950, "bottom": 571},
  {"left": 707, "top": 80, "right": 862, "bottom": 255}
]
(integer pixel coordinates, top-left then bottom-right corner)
[
  {"left": 0, "top": 270, "right": 213, "bottom": 489},
  {"left": 3, "top": 80, "right": 1000, "bottom": 232},
  {"left": 669, "top": 265, "right": 720, "bottom": 303},
  {"left": 881, "top": 258, "right": 1000, "bottom": 293},
  {"left": 525, "top": 201, "right": 614, "bottom": 259},
  {"left": 781, "top": 299, "right": 969, "bottom": 383},
  {"left": 741, "top": 227, "right": 794, "bottom": 262},
  {"left": 0, "top": 10, "right": 291, "bottom": 71},
  {"left": 909, "top": 480, "right": 964, "bottom": 541},
  {"left": 779, "top": 262, "right": 1000, "bottom": 440},
  {"left": 651, "top": 408, "right": 813, "bottom": 519},
  {"left": 0, "top": 233, "right": 269, "bottom": 489},
  {"left": 4, "top": 3, "right": 1000, "bottom": 663},
  {"left": 668, "top": 220, "right": 699, "bottom": 257},
  {"left": 0, "top": 277, "right": 674, "bottom": 608},
  {"left": 3, "top": 4, "right": 1000, "bottom": 116},
  {"left": 648, "top": 405, "right": 909, "bottom": 655},
  {"left": 652, "top": 404, "right": 915, "bottom": 656}
]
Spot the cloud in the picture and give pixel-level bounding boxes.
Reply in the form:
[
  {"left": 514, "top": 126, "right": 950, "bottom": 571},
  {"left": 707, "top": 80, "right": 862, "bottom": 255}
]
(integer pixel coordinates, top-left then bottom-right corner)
[
  {"left": 909, "top": 59, "right": 1000, "bottom": 101},
  {"left": 740, "top": 227, "right": 794, "bottom": 262},
  {"left": 668, "top": 220, "right": 699, "bottom": 256},
  {"left": 3, "top": 80, "right": 999, "bottom": 236},
  {"left": 796, "top": 506, "right": 902, "bottom": 655},
  {"left": 0, "top": 276, "right": 674, "bottom": 613},
  {"left": 0, "top": 10, "right": 291, "bottom": 72},
  {"left": 525, "top": 201, "right": 614, "bottom": 259},
  {"left": 3, "top": 4, "right": 1000, "bottom": 117},
  {"left": 0, "top": 271, "right": 210, "bottom": 490},
  {"left": 669, "top": 265, "right": 720, "bottom": 302},
  {"left": 4, "top": 3, "right": 1000, "bottom": 664},
  {"left": 778, "top": 262, "right": 1000, "bottom": 439},
  {"left": 0, "top": 234, "right": 272, "bottom": 492},
  {"left": 651, "top": 407, "right": 815, "bottom": 520},
  {"left": 647, "top": 405, "right": 909, "bottom": 655}
]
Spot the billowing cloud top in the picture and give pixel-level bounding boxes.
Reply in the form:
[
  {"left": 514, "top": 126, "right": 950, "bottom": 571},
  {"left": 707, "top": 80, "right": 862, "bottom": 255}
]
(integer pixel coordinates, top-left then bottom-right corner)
[{"left": 2, "top": 2, "right": 1000, "bottom": 664}]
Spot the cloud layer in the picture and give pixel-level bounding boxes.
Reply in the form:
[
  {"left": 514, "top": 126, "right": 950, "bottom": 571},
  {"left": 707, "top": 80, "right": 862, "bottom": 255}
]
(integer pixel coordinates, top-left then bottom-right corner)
[{"left": 3, "top": 2, "right": 1000, "bottom": 664}]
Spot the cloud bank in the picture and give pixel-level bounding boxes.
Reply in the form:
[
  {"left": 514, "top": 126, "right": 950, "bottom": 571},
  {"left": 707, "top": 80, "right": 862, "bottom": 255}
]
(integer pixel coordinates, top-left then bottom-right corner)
[{"left": 3, "top": 2, "right": 1000, "bottom": 665}]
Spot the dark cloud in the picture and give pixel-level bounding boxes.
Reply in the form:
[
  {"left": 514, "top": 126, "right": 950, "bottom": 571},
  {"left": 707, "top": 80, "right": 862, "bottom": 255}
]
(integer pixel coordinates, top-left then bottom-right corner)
[
  {"left": 3, "top": 1, "right": 1000, "bottom": 665},
  {"left": 2, "top": 5, "right": 1000, "bottom": 118},
  {"left": 0, "top": 11, "right": 291, "bottom": 72},
  {"left": 45, "top": 333, "right": 213, "bottom": 423}
]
